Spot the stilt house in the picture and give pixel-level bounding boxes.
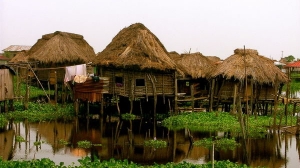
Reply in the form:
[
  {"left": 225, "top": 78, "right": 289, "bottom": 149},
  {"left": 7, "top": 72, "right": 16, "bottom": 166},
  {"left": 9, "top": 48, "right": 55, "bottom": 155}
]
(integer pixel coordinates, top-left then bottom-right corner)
[
  {"left": 9, "top": 31, "right": 96, "bottom": 103},
  {"left": 92, "top": 23, "right": 181, "bottom": 116},
  {"left": 210, "top": 48, "right": 288, "bottom": 114},
  {"left": 169, "top": 52, "right": 215, "bottom": 112}
]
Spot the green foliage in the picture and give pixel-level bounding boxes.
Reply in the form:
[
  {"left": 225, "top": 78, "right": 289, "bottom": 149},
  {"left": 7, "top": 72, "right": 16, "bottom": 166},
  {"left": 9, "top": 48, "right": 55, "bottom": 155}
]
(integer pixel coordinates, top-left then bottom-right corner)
[
  {"left": 0, "top": 114, "right": 8, "bottom": 129},
  {"left": 285, "top": 55, "right": 295, "bottom": 62},
  {"left": 144, "top": 139, "right": 167, "bottom": 149},
  {"left": 77, "top": 140, "right": 92, "bottom": 148},
  {"left": 194, "top": 138, "right": 240, "bottom": 151},
  {"left": 58, "top": 139, "right": 69, "bottom": 146},
  {"left": 15, "top": 136, "right": 26, "bottom": 142},
  {"left": 4, "top": 102, "right": 75, "bottom": 122},
  {"left": 77, "top": 140, "right": 102, "bottom": 149},
  {"left": 121, "top": 113, "right": 136, "bottom": 120},
  {"left": 0, "top": 157, "right": 251, "bottom": 168},
  {"left": 162, "top": 112, "right": 285, "bottom": 138},
  {"left": 162, "top": 112, "right": 240, "bottom": 132}
]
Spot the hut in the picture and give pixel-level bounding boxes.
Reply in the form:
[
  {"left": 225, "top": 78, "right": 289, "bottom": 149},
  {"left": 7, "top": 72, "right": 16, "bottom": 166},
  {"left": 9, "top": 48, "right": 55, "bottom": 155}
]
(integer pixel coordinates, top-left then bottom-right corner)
[
  {"left": 169, "top": 52, "right": 216, "bottom": 112},
  {"left": 10, "top": 31, "right": 96, "bottom": 104},
  {"left": 210, "top": 48, "right": 288, "bottom": 114},
  {"left": 0, "top": 64, "right": 16, "bottom": 112},
  {"left": 27, "top": 31, "right": 95, "bottom": 82},
  {"left": 93, "top": 23, "right": 181, "bottom": 120}
]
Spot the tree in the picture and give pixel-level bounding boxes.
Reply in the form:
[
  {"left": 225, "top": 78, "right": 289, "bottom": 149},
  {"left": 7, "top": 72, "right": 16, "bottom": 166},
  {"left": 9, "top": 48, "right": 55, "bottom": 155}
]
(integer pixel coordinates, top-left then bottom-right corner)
[{"left": 285, "top": 55, "right": 295, "bottom": 62}]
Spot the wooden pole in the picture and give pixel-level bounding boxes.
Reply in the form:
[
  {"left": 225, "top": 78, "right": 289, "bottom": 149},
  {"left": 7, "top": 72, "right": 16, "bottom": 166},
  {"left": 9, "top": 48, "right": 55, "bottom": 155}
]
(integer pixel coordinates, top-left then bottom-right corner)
[
  {"left": 209, "top": 79, "right": 215, "bottom": 112},
  {"left": 174, "top": 72, "right": 178, "bottom": 115}
]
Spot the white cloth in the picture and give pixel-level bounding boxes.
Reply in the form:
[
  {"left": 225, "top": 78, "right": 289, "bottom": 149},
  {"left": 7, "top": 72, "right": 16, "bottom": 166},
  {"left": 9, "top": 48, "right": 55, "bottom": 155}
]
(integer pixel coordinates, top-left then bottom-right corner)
[{"left": 64, "top": 64, "right": 87, "bottom": 82}]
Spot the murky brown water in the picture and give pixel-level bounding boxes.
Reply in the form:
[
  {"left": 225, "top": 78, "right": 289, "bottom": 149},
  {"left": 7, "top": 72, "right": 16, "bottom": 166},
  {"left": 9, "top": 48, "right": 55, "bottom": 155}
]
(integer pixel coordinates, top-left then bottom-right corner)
[{"left": 1, "top": 117, "right": 299, "bottom": 167}]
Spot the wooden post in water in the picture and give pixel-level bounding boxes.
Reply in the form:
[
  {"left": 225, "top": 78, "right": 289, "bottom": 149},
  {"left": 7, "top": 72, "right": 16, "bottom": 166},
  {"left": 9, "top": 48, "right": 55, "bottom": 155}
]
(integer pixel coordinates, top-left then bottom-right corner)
[
  {"left": 174, "top": 72, "right": 178, "bottom": 115},
  {"left": 209, "top": 79, "right": 215, "bottom": 112},
  {"left": 191, "top": 83, "right": 194, "bottom": 112}
]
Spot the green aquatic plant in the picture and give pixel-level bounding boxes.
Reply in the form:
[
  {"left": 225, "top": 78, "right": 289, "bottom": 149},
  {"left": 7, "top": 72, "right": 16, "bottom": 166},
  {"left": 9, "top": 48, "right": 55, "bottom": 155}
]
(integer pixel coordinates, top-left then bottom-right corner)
[
  {"left": 121, "top": 113, "right": 136, "bottom": 120},
  {"left": 15, "top": 135, "right": 26, "bottom": 142},
  {"left": 58, "top": 139, "right": 69, "bottom": 146},
  {"left": 4, "top": 102, "right": 75, "bottom": 122},
  {"left": 77, "top": 140, "right": 102, "bottom": 149},
  {"left": 0, "top": 114, "right": 7, "bottom": 129},
  {"left": 144, "top": 139, "right": 167, "bottom": 149},
  {"left": 194, "top": 137, "right": 240, "bottom": 151}
]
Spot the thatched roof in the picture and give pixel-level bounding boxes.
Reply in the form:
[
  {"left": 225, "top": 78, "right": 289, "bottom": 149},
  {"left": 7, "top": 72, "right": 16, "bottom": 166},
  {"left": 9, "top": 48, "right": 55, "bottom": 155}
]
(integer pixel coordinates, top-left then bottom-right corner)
[
  {"left": 9, "top": 50, "right": 29, "bottom": 63},
  {"left": 93, "top": 23, "right": 178, "bottom": 72},
  {"left": 170, "top": 52, "right": 215, "bottom": 79},
  {"left": 27, "top": 31, "right": 95, "bottom": 66},
  {"left": 206, "top": 56, "right": 221, "bottom": 64},
  {"left": 210, "top": 49, "right": 288, "bottom": 84}
]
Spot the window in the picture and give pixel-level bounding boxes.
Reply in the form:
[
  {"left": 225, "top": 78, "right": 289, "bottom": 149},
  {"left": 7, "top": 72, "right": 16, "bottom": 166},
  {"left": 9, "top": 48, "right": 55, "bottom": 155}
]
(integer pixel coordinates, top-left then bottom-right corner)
[
  {"left": 136, "top": 79, "right": 145, "bottom": 86},
  {"left": 115, "top": 76, "right": 123, "bottom": 87}
]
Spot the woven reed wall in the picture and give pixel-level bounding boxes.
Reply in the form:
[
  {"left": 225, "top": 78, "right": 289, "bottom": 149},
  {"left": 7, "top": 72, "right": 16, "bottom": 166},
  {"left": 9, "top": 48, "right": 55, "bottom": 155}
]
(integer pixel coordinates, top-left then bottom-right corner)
[
  {"left": 0, "top": 69, "right": 14, "bottom": 101},
  {"left": 101, "top": 68, "right": 175, "bottom": 97}
]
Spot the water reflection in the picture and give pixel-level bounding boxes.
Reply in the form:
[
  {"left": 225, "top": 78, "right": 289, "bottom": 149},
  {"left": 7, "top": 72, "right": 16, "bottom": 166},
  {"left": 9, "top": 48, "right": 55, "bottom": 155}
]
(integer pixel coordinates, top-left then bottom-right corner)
[{"left": 0, "top": 117, "right": 299, "bottom": 167}]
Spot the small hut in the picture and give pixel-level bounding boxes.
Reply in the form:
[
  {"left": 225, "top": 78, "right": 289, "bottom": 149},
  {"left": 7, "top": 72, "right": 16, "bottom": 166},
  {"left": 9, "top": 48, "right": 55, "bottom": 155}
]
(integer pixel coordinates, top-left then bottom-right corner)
[
  {"left": 93, "top": 23, "right": 180, "bottom": 118},
  {"left": 0, "top": 65, "right": 16, "bottom": 112},
  {"left": 10, "top": 31, "right": 96, "bottom": 104},
  {"left": 210, "top": 48, "right": 288, "bottom": 114},
  {"left": 27, "top": 31, "right": 95, "bottom": 82},
  {"left": 169, "top": 52, "right": 215, "bottom": 112}
]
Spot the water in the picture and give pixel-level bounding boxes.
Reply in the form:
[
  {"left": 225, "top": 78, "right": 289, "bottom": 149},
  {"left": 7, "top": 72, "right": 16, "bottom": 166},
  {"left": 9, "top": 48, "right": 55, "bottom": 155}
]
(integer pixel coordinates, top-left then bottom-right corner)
[{"left": 1, "top": 117, "right": 299, "bottom": 168}]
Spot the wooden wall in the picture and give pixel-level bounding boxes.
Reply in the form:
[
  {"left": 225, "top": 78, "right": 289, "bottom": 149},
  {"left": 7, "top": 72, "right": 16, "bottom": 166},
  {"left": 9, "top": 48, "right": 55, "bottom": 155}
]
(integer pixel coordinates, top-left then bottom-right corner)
[
  {"left": 0, "top": 69, "right": 14, "bottom": 101},
  {"left": 101, "top": 68, "right": 175, "bottom": 98}
]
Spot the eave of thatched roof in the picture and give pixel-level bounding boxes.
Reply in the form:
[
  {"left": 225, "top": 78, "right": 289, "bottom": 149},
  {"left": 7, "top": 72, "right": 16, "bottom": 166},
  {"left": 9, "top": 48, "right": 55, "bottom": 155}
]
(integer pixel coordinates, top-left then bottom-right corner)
[
  {"left": 170, "top": 52, "right": 216, "bottom": 79},
  {"left": 27, "top": 31, "right": 95, "bottom": 66},
  {"left": 9, "top": 50, "right": 29, "bottom": 63},
  {"left": 210, "top": 48, "right": 288, "bottom": 84},
  {"left": 94, "top": 23, "right": 178, "bottom": 72},
  {"left": 206, "top": 56, "right": 221, "bottom": 64}
]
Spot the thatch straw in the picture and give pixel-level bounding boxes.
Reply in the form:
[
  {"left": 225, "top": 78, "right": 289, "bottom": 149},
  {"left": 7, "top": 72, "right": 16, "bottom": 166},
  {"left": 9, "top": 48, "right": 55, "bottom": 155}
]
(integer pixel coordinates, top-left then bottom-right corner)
[
  {"left": 206, "top": 56, "right": 221, "bottom": 64},
  {"left": 27, "top": 31, "right": 95, "bottom": 66},
  {"left": 9, "top": 50, "right": 29, "bottom": 63},
  {"left": 210, "top": 48, "right": 288, "bottom": 84},
  {"left": 93, "top": 23, "right": 178, "bottom": 72},
  {"left": 170, "top": 52, "right": 216, "bottom": 79}
]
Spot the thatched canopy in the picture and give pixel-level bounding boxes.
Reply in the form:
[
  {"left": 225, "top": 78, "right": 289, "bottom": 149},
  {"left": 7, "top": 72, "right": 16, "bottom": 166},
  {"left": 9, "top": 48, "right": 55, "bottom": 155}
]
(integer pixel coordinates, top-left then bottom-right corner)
[
  {"left": 206, "top": 56, "right": 221, "bottom": 64},
  {"left": 9, "top": 50, "right": 29, "bottom": 63},
  {"left": 94, "top": 23, "right": 178, "bottom": 72},
  {"left": 27, "top": 31, "right": 95, "bottom": 66},
  {"left": 170, "top": 52, "right": 215, "bottom": 79},
  {"left": 210, "top": 49, "right": 288, "bottom": 84}
]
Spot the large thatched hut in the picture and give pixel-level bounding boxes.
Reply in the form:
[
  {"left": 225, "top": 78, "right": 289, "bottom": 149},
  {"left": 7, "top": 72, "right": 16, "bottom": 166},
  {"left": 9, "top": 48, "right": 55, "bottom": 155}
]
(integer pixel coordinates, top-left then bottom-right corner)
[
  {"left": 169, "top": 51, "right": 215, "bottom": 112},
  {"left": 210, "top": 48, "right": 288, "bottom": 113},
  {"left": 93, "top": 23, "right": 180, "bottom": 119},
  {"left": 8, "top": 31, "right": 96, "bottom": 104},
  {"left": 26, "top": 31, "right": 95, "bottom": 82}
]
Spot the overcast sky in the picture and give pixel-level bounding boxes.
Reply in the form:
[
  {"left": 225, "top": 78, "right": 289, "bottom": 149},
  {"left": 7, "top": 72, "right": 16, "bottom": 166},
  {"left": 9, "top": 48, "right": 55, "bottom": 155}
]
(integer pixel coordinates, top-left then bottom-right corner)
[{"left": 1, "top": 0, "right": 299, "bottom": 60}]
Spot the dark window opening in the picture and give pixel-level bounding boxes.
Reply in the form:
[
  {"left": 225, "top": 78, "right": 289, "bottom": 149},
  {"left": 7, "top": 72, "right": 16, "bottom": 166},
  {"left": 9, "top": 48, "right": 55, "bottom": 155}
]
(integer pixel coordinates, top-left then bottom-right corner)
[
  {"left": 136, "top": 79, "right": 145, "bottom": 86},
  {"left": 115, "top": 76, "right": 123, "bottom": 87}
]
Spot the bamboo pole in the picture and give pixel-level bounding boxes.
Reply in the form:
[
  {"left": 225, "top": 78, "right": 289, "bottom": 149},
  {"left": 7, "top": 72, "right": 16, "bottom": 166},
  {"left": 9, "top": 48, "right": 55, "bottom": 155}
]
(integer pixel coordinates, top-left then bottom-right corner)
[{"left": 209, "top": 79, "right": 215, "bottom": 112}]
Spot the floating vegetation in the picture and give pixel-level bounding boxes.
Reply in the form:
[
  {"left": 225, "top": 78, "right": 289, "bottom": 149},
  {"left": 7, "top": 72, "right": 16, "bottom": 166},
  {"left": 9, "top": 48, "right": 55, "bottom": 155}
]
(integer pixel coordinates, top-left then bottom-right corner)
[
  {"left": 194, "top": 137, "right": 240, "bottom": 151},
  {"left": 58, "top": 139, "right": 69, "bottom": 146},
  {"left": 77, "top": 140, "right": 102, "bottom": 149},
  {"left": 144, "top": 139, "right": 167, "bottom": 149},
  {"left": 121, "top": 113, "right": 136, "bottom": 120},
  {"left": 4, "top": 102, "right": 75, "bottom": 122},
  {"left": 162, "top": 111, "right": 296, "bottom": 138},
  {"left": 15, "top": 135, "right": 26, "bottom": 142},
  {"left": 0, "top": 114, "right": 7, "bottom": 129}
]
